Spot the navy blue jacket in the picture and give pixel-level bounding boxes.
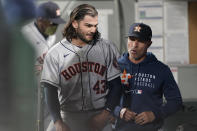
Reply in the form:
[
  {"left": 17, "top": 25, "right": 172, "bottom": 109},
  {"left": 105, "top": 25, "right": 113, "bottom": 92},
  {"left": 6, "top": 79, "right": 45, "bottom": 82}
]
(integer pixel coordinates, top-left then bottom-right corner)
[{"left": 114, "top": 52, "right": 182, "bottom": 129}]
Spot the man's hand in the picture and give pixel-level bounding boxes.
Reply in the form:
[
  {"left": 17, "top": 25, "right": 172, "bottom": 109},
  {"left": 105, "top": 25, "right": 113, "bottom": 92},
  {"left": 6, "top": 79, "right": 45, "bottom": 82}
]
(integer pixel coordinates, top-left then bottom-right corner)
[
  {"left": 35, "top": 65, "right": 43, "bottom": 75},
  {"left": 89, "top": 110, "right": 112, "bottom": 131},
  {"left": 135, "top": 111, "right": 155, "bottom": 125},
  {"left": 54, "top": 119, "right": 70, "bottom": 131},
  {"left": 120, "top": 108, "right": 136, "bottom": 122}
]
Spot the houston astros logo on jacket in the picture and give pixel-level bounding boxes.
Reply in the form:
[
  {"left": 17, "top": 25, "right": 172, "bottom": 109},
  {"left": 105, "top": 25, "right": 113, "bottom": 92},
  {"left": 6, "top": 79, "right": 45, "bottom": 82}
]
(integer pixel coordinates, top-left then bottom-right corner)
[{"left": 120, "top": 69, "right": 132, "bottom": 86}]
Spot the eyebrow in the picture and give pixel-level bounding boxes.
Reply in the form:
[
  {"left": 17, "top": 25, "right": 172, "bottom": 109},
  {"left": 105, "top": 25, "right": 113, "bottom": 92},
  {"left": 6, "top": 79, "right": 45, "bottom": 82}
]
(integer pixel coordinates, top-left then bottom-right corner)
[{"left": 84, "top": 23, "right": 98, "bottom": 27}]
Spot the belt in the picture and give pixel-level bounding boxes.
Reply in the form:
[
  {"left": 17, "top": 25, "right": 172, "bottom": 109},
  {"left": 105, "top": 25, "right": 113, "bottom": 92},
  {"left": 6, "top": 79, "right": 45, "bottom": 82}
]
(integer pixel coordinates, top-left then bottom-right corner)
[{"left": 61, "top": 107, "right": 105, "bottom": 113}]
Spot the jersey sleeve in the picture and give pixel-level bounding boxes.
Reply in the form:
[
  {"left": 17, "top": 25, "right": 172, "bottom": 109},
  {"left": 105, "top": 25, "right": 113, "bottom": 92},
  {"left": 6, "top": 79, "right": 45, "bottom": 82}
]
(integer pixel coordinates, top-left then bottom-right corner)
[
  {"left": 106, "top": 41, "right": 121, "bottom": 81},
  {"left": 41, "top": 52, "right": 60, "bottom": 88}
]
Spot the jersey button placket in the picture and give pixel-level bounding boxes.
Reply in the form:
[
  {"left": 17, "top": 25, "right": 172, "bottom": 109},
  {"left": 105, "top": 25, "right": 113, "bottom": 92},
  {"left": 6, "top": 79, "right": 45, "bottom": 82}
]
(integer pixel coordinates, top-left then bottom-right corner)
[{"left": 83, "top": 95, "right": 86, "bottom": 110}]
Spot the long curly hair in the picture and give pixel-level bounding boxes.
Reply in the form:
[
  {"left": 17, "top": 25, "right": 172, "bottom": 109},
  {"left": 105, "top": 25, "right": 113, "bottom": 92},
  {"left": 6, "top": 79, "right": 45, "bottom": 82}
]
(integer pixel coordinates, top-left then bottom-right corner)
[{"left": 62, "top": 4, "right": 100, "bottom": 42}]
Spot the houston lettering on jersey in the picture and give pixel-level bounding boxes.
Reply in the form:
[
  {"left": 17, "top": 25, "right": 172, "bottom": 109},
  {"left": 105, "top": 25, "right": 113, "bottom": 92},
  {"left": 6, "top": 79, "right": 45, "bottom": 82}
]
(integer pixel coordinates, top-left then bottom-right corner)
[{"left": 61, "top": 61, "right": 106, "bottom": 80}]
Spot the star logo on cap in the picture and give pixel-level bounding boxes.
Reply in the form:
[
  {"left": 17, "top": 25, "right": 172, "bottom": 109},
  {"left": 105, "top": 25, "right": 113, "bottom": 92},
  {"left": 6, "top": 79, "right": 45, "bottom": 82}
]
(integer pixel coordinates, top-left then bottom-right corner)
[
  {"left": 134, "top": 25, "right": 141, "bottom": 32},
  {"left": 56, "top": 9, "right": 61, "bottom": 16}
]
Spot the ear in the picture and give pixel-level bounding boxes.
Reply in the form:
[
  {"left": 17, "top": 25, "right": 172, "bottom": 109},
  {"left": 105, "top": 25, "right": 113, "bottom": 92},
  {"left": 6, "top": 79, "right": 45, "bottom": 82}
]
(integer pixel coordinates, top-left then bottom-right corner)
[{"left": 72, "top": 20, "right": 78, "bottom": 29}]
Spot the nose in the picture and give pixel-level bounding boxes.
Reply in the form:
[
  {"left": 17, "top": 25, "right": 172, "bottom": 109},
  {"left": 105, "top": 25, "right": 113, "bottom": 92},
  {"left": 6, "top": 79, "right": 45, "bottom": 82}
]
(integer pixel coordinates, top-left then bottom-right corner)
[
  {"left": 133, "top": 40, "right": 138, "bottom": 47},
  {"left": 90, "top": 26, "right": 97, "bottom": 33}
]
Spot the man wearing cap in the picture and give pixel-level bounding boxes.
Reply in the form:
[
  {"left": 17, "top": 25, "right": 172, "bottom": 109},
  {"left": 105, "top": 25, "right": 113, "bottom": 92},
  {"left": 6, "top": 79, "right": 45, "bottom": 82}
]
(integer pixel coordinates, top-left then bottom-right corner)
[
  {"left": 21, "top": 1, "right": 65, "bottom": 131},
  {"left": 22, "top": 1, "right": 65, "bottom": 74},
  {"left": 114, "top": 23, "right": 182, "bottom": 131}
]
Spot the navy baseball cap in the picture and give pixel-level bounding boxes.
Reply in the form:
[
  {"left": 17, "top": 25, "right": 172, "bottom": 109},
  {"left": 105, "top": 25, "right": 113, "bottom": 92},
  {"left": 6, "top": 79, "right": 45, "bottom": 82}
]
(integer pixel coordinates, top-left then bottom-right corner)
[
  {"left": 36, "top": 1, "right": 65, "bottom": 24},
  {"left": 128, "top": 23, "right": 152, "bottom": 42}
]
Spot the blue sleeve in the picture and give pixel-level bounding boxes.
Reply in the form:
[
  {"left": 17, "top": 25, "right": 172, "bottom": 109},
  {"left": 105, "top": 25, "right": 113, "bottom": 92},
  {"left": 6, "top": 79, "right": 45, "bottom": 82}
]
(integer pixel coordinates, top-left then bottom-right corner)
[
  {"left": 113, "top": 95, "right": 124, "bottom": 117},
  {"left": 114, "top": 106, "right": 122, "bottom": 117},
  {"left": 105, "top": 77, "right": 122, "bottom": 112},
  {"left": 41, "top": 82, "right": 61, "bottom": 123},
  {"left": 154, "top": 67, "right": 183, "bottom": 120}
]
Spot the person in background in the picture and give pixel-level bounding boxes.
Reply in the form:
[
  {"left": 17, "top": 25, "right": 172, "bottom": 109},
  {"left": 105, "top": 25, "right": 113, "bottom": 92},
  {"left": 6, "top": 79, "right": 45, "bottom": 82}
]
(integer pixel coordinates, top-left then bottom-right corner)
[
  {"left": 114, "top": 23, "right": 182, "bottom": 131},
  {"left": 1, "top": 0, "right": 36, "bottom": 130},
  {"left": 21, "top": 1, "right": 65, "bottom": 131},
  {"left": 22, "top": 1, "right": 65, "bottom": 75},
  {"left": 41, "top": 4, "right": 122, "bottom": 131}
]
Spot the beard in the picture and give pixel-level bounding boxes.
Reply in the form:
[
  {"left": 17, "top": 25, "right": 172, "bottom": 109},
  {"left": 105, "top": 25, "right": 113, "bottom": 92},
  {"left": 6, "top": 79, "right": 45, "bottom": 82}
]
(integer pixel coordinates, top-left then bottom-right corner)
[{"left": 76, "top": 28, "right": 94, "bottom": 44}]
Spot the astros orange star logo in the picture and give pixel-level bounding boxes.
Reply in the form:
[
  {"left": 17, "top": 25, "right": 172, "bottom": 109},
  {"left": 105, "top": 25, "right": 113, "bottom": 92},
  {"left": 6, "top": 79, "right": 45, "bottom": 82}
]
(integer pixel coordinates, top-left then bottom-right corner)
[
  {"left": 134, "top": 25, "right": 141, "bottom": 32},
  {"left": 121, "top": 69, "right": 132, "bottom": 85},
  {"left": 56, "top": 9, "right": 61, "bottom": 16}
]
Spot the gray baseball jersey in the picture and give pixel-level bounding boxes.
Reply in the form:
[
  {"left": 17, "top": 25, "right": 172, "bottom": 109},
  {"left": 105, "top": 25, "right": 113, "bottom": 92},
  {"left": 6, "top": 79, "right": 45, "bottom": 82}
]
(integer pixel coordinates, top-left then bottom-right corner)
[
  {"left": 41, "top": 38, "right": 121, "bottom": 112},
  {"left": 22, "top": 22, "right": 56, "bottom": 66}
]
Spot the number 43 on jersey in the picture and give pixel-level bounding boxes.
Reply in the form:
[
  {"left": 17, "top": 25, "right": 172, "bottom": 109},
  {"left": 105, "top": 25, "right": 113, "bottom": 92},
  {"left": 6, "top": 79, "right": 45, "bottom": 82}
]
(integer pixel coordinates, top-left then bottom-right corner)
[{"left": 93, "top": 80, "right": 107, "bottom": 94}]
